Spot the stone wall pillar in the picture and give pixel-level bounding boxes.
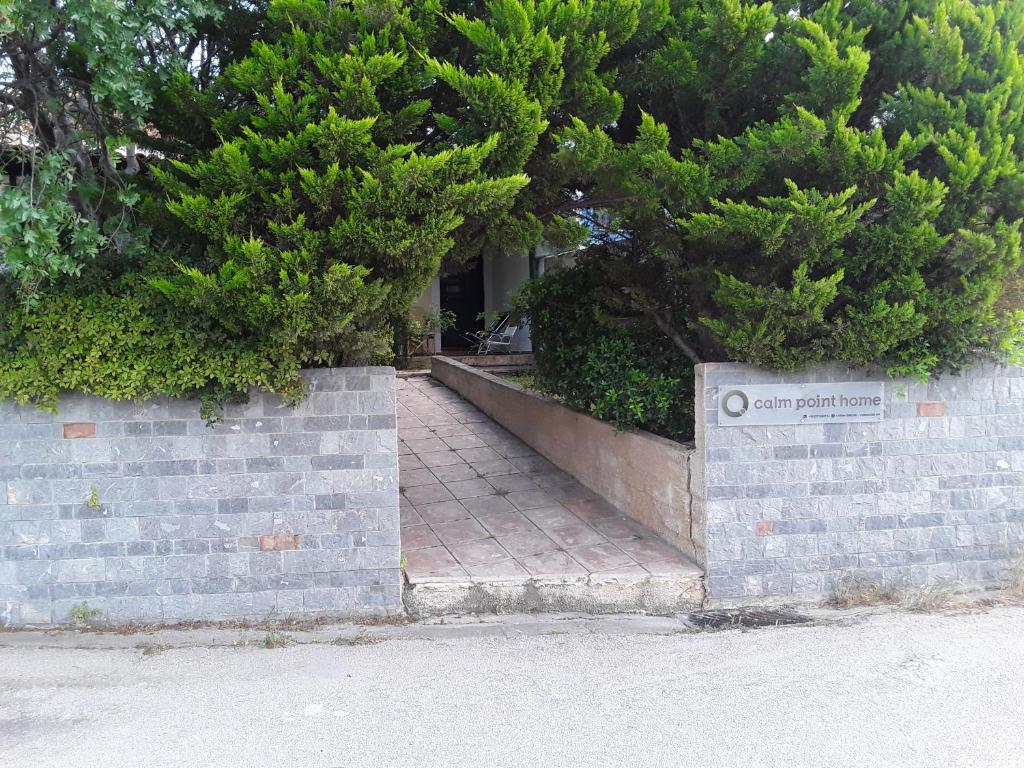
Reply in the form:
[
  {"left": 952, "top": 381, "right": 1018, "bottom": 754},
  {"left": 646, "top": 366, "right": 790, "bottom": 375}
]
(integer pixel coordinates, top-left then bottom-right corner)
[{"left": 694, "top": 362, "right": 1024, "bottom": 602}]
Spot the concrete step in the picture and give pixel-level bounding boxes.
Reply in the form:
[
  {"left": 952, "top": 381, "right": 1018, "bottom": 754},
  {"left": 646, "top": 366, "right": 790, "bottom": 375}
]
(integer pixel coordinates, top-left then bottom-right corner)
[{"left": 402, "top": 560, "right": 704, "bottom": 618}]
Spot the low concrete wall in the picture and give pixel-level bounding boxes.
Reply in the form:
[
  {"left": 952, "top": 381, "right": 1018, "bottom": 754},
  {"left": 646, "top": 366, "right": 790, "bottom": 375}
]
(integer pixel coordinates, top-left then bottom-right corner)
[
  {"left": 431, "top": 357, "right": 697, "bottom": 560},
  {"left": 695, "top": 362, "right": 1024, "bottom": 602},
  {"left": 0, "top": 368, "right": 400, "bottom": 626}
]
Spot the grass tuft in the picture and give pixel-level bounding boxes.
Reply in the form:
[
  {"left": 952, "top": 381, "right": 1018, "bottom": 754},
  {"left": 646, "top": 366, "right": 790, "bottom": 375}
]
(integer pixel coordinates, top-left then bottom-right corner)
[{"left": 830, "top": 579, "right": 902, "bottom": 609}]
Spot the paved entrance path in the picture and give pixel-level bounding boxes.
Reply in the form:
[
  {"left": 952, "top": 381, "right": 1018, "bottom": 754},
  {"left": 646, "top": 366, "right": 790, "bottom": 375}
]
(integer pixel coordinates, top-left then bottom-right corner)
[{"left": 397, "top": 375, "right": 699, "bottom": 582}]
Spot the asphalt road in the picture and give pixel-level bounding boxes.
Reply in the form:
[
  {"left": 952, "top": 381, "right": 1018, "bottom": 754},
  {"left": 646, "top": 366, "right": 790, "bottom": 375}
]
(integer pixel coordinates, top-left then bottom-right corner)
[{"left": 3, "top": 607, "right": 1023, "bottom": 768}]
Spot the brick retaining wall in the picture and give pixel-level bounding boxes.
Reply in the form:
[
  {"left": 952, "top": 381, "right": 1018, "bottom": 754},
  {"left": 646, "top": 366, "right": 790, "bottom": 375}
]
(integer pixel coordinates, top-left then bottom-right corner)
[{"left": 0, "top": 368, "right": 400, "bottom": 625}]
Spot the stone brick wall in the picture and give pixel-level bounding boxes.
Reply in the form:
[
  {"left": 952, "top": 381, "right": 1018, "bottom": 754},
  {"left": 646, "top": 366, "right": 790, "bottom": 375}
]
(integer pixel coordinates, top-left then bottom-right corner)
[
  {"left": 694, "top": 362, "right": 1024, "bottom": 602},
  {"left": 0, "top": 368, "right": 400, "bottom": 626}
]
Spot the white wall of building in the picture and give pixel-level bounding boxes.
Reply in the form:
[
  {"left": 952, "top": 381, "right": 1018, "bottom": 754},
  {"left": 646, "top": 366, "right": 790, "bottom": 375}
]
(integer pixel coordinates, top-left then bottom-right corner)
[
  {"left": 410, "top": 277, "right": 442, "bottom": 353},
  {"left": 482, "top": 247, "right": 532, "bottom": 352}
]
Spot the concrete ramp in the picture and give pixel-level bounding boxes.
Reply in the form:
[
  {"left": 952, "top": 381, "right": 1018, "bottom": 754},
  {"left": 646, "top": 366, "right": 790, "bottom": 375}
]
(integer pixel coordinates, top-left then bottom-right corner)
[{"left": 397, "top": 375, "right": 703, "bottom": 617}]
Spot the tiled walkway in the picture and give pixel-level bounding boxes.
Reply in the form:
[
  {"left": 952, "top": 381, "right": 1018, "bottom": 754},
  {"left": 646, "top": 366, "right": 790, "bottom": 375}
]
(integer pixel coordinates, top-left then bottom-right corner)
[{"left": 398, "top": 375, "right": 701, "bottom": 584}]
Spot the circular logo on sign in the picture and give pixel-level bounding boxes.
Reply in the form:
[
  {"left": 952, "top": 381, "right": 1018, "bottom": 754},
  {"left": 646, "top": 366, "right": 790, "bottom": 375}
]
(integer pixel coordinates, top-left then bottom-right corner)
[{"left": 721, "top": 389, "right": 749, "bottom": 418}]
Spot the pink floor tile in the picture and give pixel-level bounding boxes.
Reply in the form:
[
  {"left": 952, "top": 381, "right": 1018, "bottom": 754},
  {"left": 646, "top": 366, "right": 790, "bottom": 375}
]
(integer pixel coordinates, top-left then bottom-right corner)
[
  {"left": 520, "top": 550, "right": 588, "bottom": 577},
  {"left": 521, "top": 506, "right": 582, "bottom": 529},
  {"left": 643, "top": 558, "right": 703, "bottom": 576},
  {"left": 456, "top": 447, "right": 504, "bottom": 464},
  {"left": 497, "top": 530, "right": 560, "bottom": 558},
  {"left": 415, "top": 500, "right": 471, "bottom": 525},
  {"left": 616, "top": 537, "right": 688, "bottom": 564},
  {"left": 400, "top": 468, "right": 437, "bottom": 488},
  {"left": 400, "top": 507, "right": 424, "bottom": 527},
  {"left": 546, "top": 522, "right": 606, "bottom": 549},
  {"left": 476, "top": 511, "right": 538, "bottom": 537},
  {"left": 403, "top": 546, "right": 464, "bottom": 578},
  {"left": 401, "top": 428, "right": 435, "bottom": 441},
  {"left": 592, "top": 516, "right": 645, "bottom": 541},
  {"left": 404, "top": 437, "right": 450, "bottom": 454},
  {"left": 398, "top": 454, "right": 425, "bottom": 471},
  {"left": 506, "top": 491, "right": 558, "bottom": 510},
  {"left": 471, "top": 459, "right": 519, "bottom": 477},
  {"left": 465, "top": 559, "right": 530, "bottom": 580},
  {"left": 430, "top": 424, "right": 474, "bottom": 437},
  {"left": 448, "top": 537, "right": 510, "bottom": 566},
  {"left": 432, "top": 518, "right": 490, "bottom": 546},
  {"left": 462, "top": 495, "right": 516, "bottom": 515},
  {"left": 486, "top": 473, "right": 538, "bottom": 492},
  {"left": 401, "top": 524, "right": 442, "bottom": 551},
  {"left": 566, "top": 542, "right": 635, "bottom": 572},
  {"left": 443, "top": 434, "right": 487, "bottom": 450},
  {"left": 430, "top": 463, "right": 479, "bottom": 483},
  {"left": 563, "top": 496, "right": 619, "bottom": 523},
  {"left": 443, "top": 479, "right": 495, "bottom": 499},
  {"left": 402, "top": 483, "right": 454, "bottom": 506},
  {"left": 419, "top": 451, "right": 466, "bottom": 468}
]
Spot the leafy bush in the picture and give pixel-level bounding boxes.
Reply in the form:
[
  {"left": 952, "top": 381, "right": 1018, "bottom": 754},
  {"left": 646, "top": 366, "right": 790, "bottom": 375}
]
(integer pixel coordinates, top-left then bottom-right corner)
[
  {"left": 0, "top": 275, "right": 304, "bottom": 415},
  {"left": 514, "top": 265, "right": 694, "bottom": 441}
]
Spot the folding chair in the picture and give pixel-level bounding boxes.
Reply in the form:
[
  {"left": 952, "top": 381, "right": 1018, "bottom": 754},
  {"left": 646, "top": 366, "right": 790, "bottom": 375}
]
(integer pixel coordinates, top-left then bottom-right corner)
[
  {"left": 462, "top": 314, "right": 509, "bottom": 353},
  {"left": 475, "top": 323, "right": 519, "bottom": 355}
]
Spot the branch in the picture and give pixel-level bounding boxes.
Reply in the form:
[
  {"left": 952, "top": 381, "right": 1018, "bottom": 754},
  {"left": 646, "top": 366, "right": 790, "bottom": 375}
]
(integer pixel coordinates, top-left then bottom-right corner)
[{"left": 641, "top": 304, "right": 703, "bottom": 365}]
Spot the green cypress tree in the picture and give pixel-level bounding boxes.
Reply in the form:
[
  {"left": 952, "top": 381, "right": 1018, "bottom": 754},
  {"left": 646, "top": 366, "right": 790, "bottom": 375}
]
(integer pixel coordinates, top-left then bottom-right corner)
[
  {"left": 551, "top": 0, "right": 1024, "bottom": 376},
  {"left": 154, "top": 0, "right": 529, "bottom": 367},
  {"left": 424, "top": 0, "right": 657, "bottom": 255}
]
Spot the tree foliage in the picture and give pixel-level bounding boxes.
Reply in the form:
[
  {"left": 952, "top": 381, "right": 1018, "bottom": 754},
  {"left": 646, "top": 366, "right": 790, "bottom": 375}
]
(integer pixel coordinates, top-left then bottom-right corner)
[
  {"left": 4, "top": 0, "right": 1024, "bottom": 417},
  {"left": 551, "top": 0, "right": 1024, "bottom": 377},
  {"left": 0, "top": 0, "right": 220, "bottom": 296},
  {"left": 154, "top": 0, "right": 529, "bottom": 371}
]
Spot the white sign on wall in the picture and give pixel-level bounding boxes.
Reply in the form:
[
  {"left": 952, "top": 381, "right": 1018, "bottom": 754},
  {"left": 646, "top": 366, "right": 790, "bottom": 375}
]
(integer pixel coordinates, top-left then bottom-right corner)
[{"left": 717, "top": 382, "right": 884, "bottom": 426}]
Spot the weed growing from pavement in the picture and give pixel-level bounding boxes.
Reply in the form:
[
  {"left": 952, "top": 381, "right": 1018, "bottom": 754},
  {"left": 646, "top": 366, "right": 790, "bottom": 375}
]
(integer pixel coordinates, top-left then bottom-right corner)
[
  {"left": 831, "top": 579, "right": 961, "bottom": 611},
  {"left": 1010, "top": 559, "right": 1024, "bottom": 595},
  {"left": 830, "top": 579, "right": 903, "bottom": 608},
  {"left": 261, "top": 632, "right": 295, "bottom": 649},
  {"left": 904, "top": 585, "right": 956, "bottom": 612},
  {"left": 84, "top": 487, "right": 102, "bottom": 512},
  {"left": 331, "top": 632, "right": 383, "bottom": 646},
  {"left": 136, "top": 642, "right": 170, "bottom": 656},
  {"left": 68, "top": 602, "right": 102, "bottom": 626}
]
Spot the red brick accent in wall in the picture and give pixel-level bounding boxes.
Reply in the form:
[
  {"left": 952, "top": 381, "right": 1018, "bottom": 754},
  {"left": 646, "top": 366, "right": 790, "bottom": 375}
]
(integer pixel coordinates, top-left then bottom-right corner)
[
  {"left": 259, "top": 534, "right": 299, "bottom": 551},
  {"left": 756, "top": 520, "right": 773, "bottom": 537},
  {"left": 917, "top": 402, "right": 946, "bottom": 418},
  {"left": 62, "top": 422, "right": 96, "bottom": 439}
]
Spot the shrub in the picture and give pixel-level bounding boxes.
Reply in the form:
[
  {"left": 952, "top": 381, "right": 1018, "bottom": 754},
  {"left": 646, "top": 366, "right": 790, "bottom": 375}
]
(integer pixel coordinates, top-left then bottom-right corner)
[
  {"left": 0, "top": 275, "right": 304, "bottom": 415},
  {"left": 514, "top": 265, "right": 694, "bottom": 441}
]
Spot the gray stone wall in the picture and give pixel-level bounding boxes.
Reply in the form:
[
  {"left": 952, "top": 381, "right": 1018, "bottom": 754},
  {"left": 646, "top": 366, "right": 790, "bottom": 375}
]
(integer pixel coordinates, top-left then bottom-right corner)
[
  {"left": 694, "top": 362, "right": 1024, "bottom": 601},
  {"left": 0, "top": 368, "right": 400, "bottom": 625}
]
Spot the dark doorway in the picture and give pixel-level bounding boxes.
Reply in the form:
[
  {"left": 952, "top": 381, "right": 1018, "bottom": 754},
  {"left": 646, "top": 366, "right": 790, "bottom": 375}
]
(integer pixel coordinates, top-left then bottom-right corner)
[{"left": 440, "top": 257, "right": 484, "bottom": 350}]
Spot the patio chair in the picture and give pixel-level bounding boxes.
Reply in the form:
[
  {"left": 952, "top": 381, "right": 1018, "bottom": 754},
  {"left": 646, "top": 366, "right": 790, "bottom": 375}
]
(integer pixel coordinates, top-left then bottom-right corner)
[
  {"left": 462, "top": 314, "right": 509, "bottom": 353},
  {"left": 475, "top": 322, "right": 519, "bottom": 355}
]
